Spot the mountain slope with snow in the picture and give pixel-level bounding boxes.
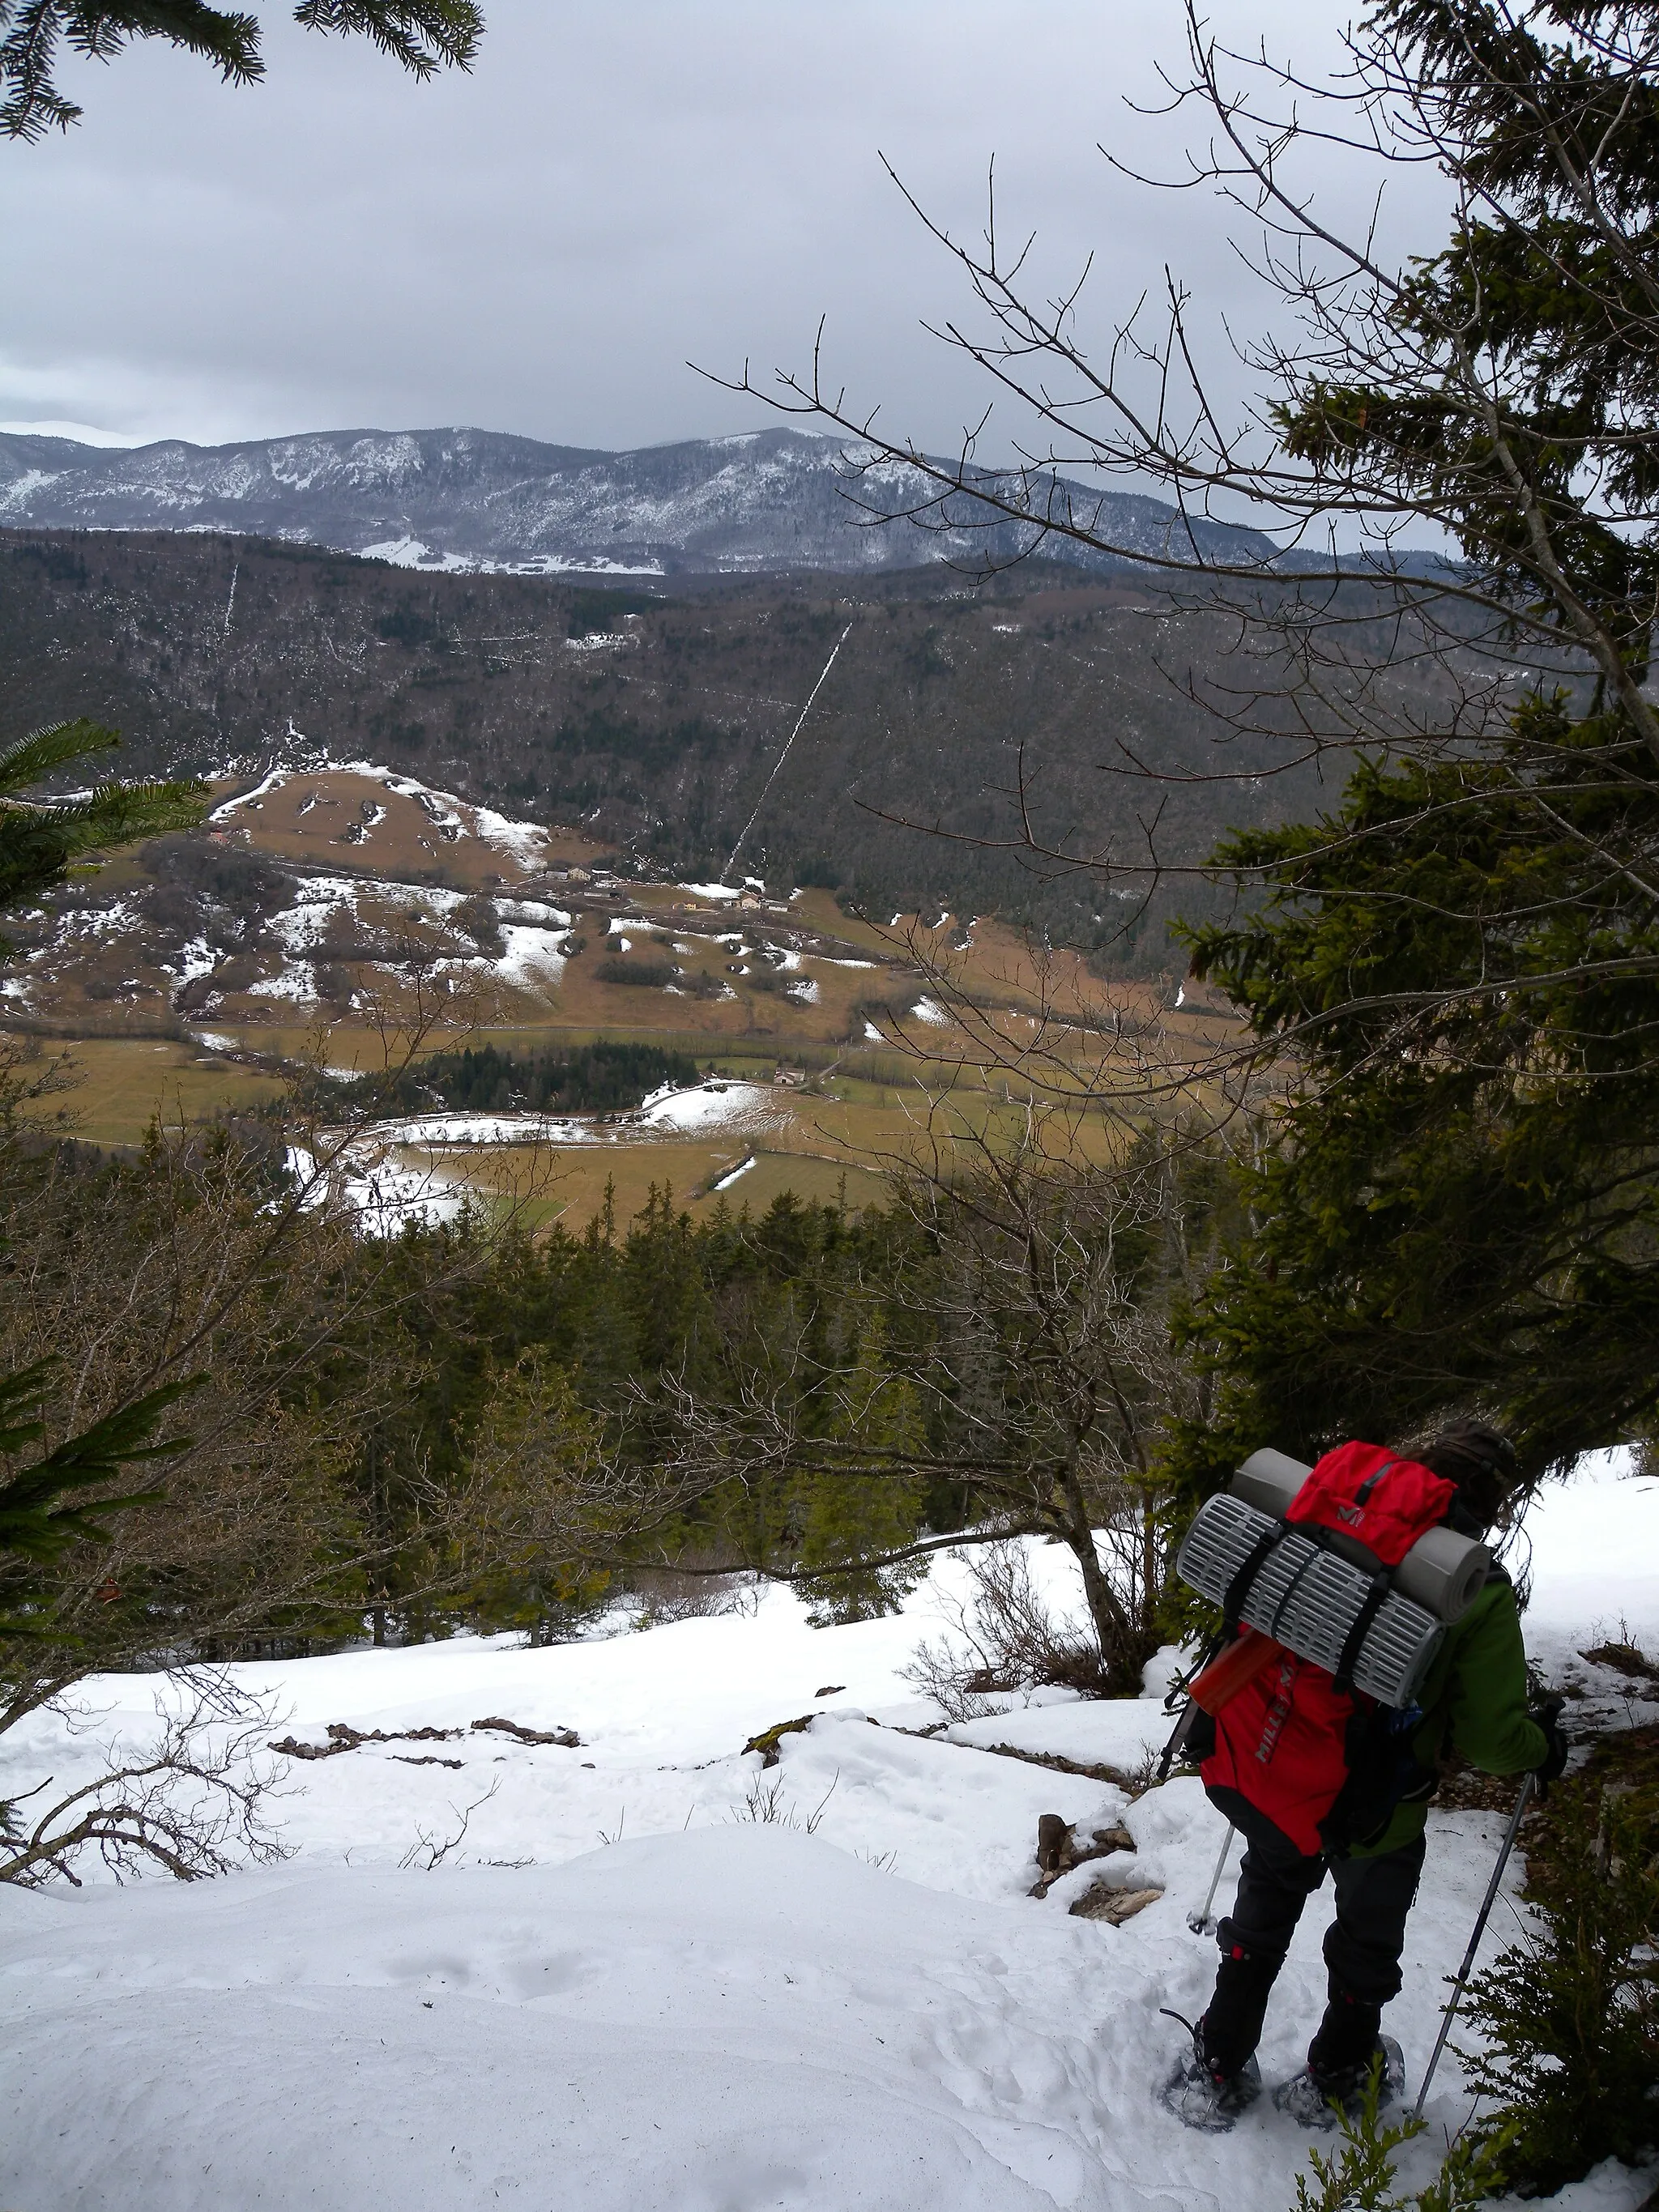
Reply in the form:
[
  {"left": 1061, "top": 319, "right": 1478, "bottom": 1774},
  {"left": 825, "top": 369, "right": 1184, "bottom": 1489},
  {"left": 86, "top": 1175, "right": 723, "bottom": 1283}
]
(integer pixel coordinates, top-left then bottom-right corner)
[
  {"left": 0, "top": 1463, "right": 1653, "bottom": 2212},
  {"left": 0, "top": 424, "right": 1273, "bottom": 577}
]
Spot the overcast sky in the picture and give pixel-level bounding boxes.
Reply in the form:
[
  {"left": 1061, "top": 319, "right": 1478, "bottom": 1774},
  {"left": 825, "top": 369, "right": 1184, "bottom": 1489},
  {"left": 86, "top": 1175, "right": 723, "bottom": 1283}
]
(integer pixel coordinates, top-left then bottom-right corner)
[{"left": 2, "top": 1, "right": 1437, "bottom": 457}]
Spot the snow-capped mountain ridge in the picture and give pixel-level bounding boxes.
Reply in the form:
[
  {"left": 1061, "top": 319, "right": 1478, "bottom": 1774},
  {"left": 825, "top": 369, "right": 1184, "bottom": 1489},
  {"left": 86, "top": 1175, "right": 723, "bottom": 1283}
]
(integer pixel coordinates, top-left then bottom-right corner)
[{"left": 0, "top": 422, "right": 1271, "bottom": 576}]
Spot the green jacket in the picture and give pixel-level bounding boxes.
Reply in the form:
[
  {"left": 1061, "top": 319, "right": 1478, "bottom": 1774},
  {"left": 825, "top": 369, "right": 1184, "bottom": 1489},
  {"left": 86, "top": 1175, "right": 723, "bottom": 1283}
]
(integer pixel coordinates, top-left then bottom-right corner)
[{"left": 1354, "top": 1570, "right": 1549, "bottom": 1857}]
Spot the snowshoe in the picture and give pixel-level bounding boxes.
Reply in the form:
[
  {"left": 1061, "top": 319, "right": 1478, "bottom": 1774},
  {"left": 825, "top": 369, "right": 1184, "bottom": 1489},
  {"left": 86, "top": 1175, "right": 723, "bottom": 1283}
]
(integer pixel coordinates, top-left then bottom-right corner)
[
  {"left": 1273, "top": 2036, "right": 1405, "bottom": 2131},
  {"left": 1156, "top": 2014, "right": 1262, "bottom": 2133}
]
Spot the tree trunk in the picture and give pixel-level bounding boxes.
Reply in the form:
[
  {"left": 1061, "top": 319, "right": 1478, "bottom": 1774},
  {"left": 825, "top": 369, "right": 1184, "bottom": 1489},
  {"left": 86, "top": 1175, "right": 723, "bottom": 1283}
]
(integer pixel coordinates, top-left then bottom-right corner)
[{"left": 1056, "top": 1460, "right": 1132, "bottom": 1681}]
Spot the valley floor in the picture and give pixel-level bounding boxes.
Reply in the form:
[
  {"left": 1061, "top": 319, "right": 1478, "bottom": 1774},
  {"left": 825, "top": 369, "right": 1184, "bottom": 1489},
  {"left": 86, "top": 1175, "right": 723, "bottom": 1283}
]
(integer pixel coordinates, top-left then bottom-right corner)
[{"left": 1, "top": 1460, "right": 1655, "bottom": 2212}]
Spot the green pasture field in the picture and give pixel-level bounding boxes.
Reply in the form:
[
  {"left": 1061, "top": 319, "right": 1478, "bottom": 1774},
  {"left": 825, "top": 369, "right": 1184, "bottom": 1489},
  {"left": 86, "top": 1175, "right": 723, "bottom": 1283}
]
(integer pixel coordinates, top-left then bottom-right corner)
[{"left": 12, "top": 1037, "right": 289, "bottom": 1149}]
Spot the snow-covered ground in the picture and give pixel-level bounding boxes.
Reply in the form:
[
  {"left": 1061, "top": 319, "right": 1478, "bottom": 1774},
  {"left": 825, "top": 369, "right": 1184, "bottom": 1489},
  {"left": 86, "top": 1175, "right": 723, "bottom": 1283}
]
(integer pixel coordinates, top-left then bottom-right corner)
[
  {"left": 331, "top": 1080, "right": 791, "bottom": 1161},
  {"left": 1, "top": 1461, "right": 1654, "bottom": 2212}
]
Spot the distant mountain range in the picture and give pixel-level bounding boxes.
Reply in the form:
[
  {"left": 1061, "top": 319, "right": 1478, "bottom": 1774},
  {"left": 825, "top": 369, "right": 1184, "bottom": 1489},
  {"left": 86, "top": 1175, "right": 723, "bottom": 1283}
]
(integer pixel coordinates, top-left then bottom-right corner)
[{"left": 0, "top": 424, "right": 1274, "bottom": 578}]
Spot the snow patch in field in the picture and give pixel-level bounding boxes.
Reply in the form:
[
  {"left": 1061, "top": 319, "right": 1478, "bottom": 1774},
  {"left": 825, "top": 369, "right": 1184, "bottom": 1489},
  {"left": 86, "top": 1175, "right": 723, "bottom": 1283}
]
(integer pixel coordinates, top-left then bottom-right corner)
[
  {"left": 286, "top": 1144, "right": 467, "bottom": 1233},
  {"left": 354, "top": 537, "right": 663, "bottom": 578},
  {"left": 50, "top": 893, "right": 144, "bottom": 940},
  {"left": 637, "top": 1080, "right": 786, "bottom": 1136},
  {"left": 510, "top": 553, "right": 664, "bottom": 577},
  {"left": 911, "top": 996, "right": 952, "bottom": 1025},
  {"left": 211, "top": 758, "right": 550, "bottom": 873},
  {"left": 358, "top": 535, "right": 475, "bottom": 573},
  {"left": 163, "top": 935, "right": 219, "bottom": 986},
  {"left": 494, "top": 925, "right": 567, "bottom": 991},
  {"left": 469, "top": 804, "right": 548, "bottom": 871},
  {"left": 361, "top": 1114, "right": 560, "bottom": 1148},
  {"left": 247, "top": 956, "right": 320, "bottom": 1004},
  {"left": 493, "top": 899, "right": 570, "bottom": 927},
  {"left": 335, "top": 1081, "right": 787, "bottom": 1155},
  {"left": 711, "top": 1153, "right": 757, "bottom": 1191},
  {"left": 681, "top": 880, "right": 741, "bottom": 901},
  {"left": 209, "top": 766, "right": 289, "bottom": 819}
]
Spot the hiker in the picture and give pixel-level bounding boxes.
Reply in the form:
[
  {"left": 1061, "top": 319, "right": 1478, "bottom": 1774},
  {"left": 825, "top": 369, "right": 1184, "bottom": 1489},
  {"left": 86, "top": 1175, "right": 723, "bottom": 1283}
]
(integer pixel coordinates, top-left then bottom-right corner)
[{"left": 1162, "top": 1421, "right": 1568, "bottom": 2132}]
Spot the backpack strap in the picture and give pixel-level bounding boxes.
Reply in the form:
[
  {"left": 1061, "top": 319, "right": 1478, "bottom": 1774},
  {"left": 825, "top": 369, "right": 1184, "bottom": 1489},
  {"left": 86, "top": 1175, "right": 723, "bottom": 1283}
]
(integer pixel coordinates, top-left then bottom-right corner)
[
  {"left": 1333, "top": 1569, "right": 1391, "bottom": 1694},
  {"left": 1222, "top": 1522, "right": 1285, "bottom": 1633},
  {"left": 1352, "top": 1457, "right": 1398, "bottom": 1507},
  {"left": 1263, "top": 1540, "right": 1323, "bottom": 1643}
]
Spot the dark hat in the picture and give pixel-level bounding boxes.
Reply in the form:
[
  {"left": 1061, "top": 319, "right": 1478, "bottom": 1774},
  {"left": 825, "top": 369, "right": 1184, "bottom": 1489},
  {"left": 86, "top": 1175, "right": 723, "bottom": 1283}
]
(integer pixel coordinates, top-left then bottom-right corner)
[{"left": 1417, "top": 1421, "right": 1519, "bottom": 1527}]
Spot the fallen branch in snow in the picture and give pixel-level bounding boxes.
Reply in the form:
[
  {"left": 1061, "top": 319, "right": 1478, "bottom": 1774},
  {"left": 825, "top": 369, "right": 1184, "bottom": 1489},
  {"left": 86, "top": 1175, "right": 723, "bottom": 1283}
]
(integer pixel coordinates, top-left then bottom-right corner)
[
  {"left": 890, "top": 1725, "right": 1148, "bottom": 1792},
  {"left": 978, "top": 1741, "right": 1139, "bottom": 1788},
  {"left": 268, "top": 1720, "right": 463, "bottom": 1761},
  {"left": 270, "top": 1717, "right": 583, "bottom": 1762},
  {"left": 1, "top": 1694, "right": 288, "bottom": 1887},
  {"left": 470, "top": 1715, "right": 581, "bottom": 1748},
  {"left": 1068, "top": 1884, "right": 1163, "bottom": 1925}
]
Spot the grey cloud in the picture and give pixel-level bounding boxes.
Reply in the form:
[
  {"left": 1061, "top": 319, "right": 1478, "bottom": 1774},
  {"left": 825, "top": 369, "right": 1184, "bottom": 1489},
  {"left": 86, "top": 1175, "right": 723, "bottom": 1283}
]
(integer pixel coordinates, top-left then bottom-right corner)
[{"left": 0, "top": 2, "right": 1437, "bottom": 457}]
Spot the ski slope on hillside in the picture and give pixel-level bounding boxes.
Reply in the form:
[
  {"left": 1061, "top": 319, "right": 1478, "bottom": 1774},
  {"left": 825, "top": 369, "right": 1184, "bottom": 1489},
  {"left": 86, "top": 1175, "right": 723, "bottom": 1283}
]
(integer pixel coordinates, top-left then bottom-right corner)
[{"left": 0, "top": 1460, "right": 1654, "bottom": 2212}]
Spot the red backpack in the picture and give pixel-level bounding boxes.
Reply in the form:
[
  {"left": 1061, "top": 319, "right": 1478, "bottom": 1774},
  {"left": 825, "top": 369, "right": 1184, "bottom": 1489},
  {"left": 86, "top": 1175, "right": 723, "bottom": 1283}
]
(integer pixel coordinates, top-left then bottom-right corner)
[{"left": 1200, "top": 1443, "right": 1455, "bottom": 1855}]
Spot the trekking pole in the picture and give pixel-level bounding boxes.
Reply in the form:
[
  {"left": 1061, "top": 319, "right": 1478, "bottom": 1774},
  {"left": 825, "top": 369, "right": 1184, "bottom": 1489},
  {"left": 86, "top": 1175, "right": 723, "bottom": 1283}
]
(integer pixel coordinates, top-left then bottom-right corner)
[
  {"left": 1188, "top": 1823, "right": 1236, "bottom": 1936},
  {"left": 1411, "top": 1773, "right": 1534, "bottom": 2119}
]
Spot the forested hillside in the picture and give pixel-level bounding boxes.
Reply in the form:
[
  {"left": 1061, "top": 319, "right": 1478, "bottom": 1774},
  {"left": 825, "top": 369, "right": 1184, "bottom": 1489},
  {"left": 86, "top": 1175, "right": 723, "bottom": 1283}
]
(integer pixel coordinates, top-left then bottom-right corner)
[
  {"left": 0, "top": 424, "right": 1274, "bottom": 576},
  {"left": 1, "top": 528, "right": 1378, "bottom": 965}
]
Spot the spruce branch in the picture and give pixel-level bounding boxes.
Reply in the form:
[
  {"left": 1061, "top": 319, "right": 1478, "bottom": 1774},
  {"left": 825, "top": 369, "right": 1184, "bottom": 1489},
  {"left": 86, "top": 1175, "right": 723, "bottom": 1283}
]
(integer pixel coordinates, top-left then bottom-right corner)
[{"left": 0, "top": 0, "right": 480, "bottom": 138}]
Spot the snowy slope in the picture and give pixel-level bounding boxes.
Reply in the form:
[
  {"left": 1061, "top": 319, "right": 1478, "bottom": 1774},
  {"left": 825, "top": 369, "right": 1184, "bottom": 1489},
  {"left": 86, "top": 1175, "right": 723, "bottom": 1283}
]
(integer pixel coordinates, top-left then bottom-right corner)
[
  {"left": 0, "top": 424, "right": 1273, "bottom": 578},
  {"left": 0, "top": 1464, "right": 1654, "bottom": 2212}
]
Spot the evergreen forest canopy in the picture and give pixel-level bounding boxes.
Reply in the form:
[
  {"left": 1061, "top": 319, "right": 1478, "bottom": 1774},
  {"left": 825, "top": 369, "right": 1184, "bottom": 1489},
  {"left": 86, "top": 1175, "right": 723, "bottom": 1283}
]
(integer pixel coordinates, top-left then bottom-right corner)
[
  {"left": 1168, "top": 0, "right": 1659, "bottom": 1491},
  {"left": 0, "top": 1111, "right": 1214, "bottom": 1679},
  {"left": 326, "top": 1042, "right": 704, "bottom": 1118}
]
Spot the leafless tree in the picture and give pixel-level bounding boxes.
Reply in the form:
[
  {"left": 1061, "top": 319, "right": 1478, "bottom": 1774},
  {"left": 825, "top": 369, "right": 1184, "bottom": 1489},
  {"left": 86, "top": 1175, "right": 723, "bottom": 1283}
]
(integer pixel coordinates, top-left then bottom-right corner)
[
  {"left": 648, "top": 1118, "right": 1226, "bottom": 1688},
  {"left": 903, "top": 1537, "right": 1113, "bottom": 1721},
  {"left": 711, "top": 0, "right": 1659, "bottom": 1096}
]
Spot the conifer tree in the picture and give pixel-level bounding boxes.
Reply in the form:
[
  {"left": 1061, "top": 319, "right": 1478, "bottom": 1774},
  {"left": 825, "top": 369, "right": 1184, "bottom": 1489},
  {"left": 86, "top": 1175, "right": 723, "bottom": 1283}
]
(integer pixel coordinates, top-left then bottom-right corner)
[
  {"left": 746, "top": 0, "right": 1659, "bottom": 1477},
  {"left": 1168, "top": 1, "right": 1659, "bottom": 1481},
  {"left": 0, "top": 0, "right": 482, "bottom": 140},
  {"left": 0, "top": 718, "right": 207, "bottom": 1608}
]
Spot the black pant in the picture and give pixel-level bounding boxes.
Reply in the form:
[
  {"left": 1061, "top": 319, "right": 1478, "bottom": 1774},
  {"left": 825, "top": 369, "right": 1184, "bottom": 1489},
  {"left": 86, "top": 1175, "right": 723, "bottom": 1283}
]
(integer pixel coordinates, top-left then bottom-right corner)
[{"left": 1199, "top": 1785, "right": 1425, "bottom": 2078}]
